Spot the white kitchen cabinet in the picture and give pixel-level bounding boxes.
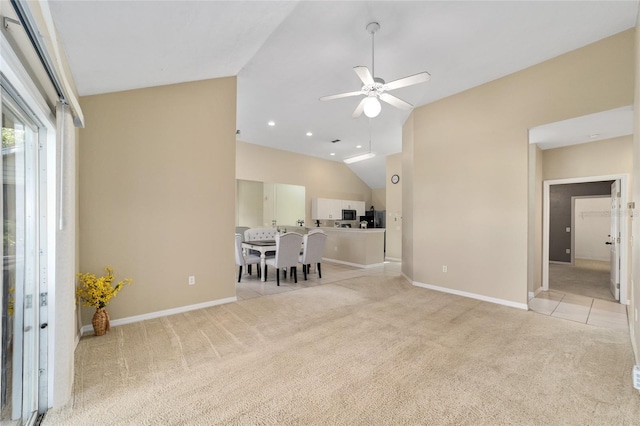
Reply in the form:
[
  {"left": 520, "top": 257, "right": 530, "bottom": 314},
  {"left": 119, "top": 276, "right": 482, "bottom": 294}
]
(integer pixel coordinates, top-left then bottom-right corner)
[
  {"left": 342, "top": 200, "right": 355, "bottom": 210},
  {"left": 312, "top": 198, "right": 342, "bottom": 220},
  {"left": 342, "top": 200, "right": 366, "bottom": 217}
]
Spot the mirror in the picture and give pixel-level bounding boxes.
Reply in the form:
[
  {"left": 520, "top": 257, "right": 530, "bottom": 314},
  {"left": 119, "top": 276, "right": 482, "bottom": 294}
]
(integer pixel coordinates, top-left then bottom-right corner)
[{"left": 236, "top": 180, "right": 305, "bottom": 228}]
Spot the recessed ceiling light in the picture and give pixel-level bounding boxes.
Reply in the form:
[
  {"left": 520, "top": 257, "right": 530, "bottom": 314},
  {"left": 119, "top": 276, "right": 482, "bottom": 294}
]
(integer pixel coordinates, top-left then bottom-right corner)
[
  {"left": 356, "top": 145, "right": 362, "bottom": 149},
  {"left": 330, "top": 153, "right": 335, "bottom": 156},
  {"left": 268, "top": 121, "right": 275, "bottom": 126},
  {"left": 306, "top": 132, "right": 313, "bottom": 136},
  {"left": 589, "top": 133, "right": 600, "bottom": 138}
]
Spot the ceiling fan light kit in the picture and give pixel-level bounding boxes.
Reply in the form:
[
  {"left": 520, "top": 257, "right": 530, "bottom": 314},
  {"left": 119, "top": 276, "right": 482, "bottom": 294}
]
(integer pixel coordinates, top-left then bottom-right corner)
[
  {"left": 320, "top": 22, "right": 430, "bottom": 119},
  {"left": 363, "top": 96, "right": 381, "bottom": 118}
]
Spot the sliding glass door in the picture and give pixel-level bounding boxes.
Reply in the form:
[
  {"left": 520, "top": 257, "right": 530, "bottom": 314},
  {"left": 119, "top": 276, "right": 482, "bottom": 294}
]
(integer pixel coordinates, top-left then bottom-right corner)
[{"left": 1, "top": 82, "right": 44, "bottom": 426}]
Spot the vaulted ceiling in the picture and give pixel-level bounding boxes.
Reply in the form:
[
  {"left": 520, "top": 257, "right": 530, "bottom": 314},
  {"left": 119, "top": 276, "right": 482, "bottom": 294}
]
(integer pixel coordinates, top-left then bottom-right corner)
[{"left": 48, "top": 1, "right": 638, "bottom": 188}]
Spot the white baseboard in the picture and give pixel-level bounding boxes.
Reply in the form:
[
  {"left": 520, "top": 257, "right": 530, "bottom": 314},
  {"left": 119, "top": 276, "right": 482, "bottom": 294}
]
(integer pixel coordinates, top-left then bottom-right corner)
[
  {"left": 400, "top": 272, "right": 412, "bottom": 284},
  {"left": 528, "top": 286, "right": 543, "bottom": 301},
  {"left": 385, "top": 257, "right": 402, "bottom": 262},
  {"left": 413, "top": 281, "right": 528, "bottom": 310},
  {"left": 549, "top": 261, "right": 571, "bottom": 265},
  {"left": 323, "top": 258, "right": 384, "bottom": 269},
  {"left": 80, "top": 296, "right": 237, "bottom": 336}
]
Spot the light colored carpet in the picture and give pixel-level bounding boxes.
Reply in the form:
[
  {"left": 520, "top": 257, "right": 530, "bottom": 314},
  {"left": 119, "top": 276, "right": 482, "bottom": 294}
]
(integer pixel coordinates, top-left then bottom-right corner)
[
  {"left": 44, "top": 276, "right": 639, "bottom": 425},
  {"left": 550, "top": 259, "right": 615, "bottom": 302}
]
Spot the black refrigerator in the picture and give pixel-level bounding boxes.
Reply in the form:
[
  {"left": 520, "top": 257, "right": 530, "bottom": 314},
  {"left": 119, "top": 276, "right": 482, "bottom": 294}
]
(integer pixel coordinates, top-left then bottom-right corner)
[{"left": 360, "top": 210, "right": 386, "bottom": 228}]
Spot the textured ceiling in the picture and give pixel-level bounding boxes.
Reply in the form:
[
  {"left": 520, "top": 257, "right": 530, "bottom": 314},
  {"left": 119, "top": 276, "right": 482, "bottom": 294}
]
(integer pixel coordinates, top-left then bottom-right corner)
[{"left": 48, "top": 1, "right": 639, "bottom": 188}]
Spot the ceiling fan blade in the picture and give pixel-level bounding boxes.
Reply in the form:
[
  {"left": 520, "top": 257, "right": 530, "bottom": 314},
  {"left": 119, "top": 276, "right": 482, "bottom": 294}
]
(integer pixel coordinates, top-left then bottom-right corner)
[
  {"left": 319, "top": 91, "right": 363, "bottom": 101},
  {"left": 354, "top": 66, "right": 374, "bottom": 85},
  {"left": 384, "top": 72, "right": 431, "bottom": 91},
  {"left": 379, "top": 93, "right": 413, "bottom": 110},
  {"left": 352, "top": 97, "right": 367, "bottom": 118}
]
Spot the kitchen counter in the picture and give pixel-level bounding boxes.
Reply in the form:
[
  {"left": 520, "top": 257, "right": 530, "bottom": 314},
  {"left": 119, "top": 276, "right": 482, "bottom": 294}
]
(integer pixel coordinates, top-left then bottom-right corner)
[
  {"left": 311, "top": 227, "right": 385, "bottom": 267},
  {"left": 310, "top": 226, "right": 385, "bottom": 233}
]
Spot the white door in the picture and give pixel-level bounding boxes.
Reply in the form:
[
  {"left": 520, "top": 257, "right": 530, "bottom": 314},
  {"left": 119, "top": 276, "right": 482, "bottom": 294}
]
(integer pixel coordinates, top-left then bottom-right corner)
[{"left": 609, "top": 181, "right": 620, "bottom": 301}]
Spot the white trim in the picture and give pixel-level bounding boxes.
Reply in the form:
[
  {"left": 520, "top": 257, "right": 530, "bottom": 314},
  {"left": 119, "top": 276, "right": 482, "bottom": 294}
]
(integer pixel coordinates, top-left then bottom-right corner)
[
  {"left": 385, "top": 256, "right": 402, "bottom": 262},
  {"left": 542, "top": 175, "right": 629, "bottom": 305},
  {"left": 2, "top": 29, "right": 58, "bottom": 411},
  {"left": 413, "top": 281, "right": 529, "bottom": 310},
  {"left": 322, "top": 258, "right": 384, "bottom": 269},
  {"left": 528, "top": 286, "right": 543, "bottom": 301},
  {"left": 0, "top": 33, "right": 55, "bottom": 127},
  {"left": 401, "top": 272, "right": 412, "bottom": 283},
  {"left": 549, "top": 261, "right": 571, "bottom": 265},
  {"left": 80, "top": 297, "right": 237, "bottom": 336}
]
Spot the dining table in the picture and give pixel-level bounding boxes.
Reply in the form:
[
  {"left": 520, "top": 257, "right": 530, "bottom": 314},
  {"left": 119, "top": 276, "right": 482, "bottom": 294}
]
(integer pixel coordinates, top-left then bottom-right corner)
[{"left": 242, "top": 240, "right": 276, "bottom": 282}]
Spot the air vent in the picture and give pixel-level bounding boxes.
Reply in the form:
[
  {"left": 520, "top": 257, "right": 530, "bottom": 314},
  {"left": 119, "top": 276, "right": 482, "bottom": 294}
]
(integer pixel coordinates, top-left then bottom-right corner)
[{"left": 331, "top": 139, "right": 341, "bottom": 143}]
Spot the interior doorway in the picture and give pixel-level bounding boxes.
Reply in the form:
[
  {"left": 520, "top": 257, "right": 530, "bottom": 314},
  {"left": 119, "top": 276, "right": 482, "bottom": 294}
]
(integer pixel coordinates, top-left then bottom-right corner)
[{"left": 542, "top": 175, "right": 628, "bottom": 305}]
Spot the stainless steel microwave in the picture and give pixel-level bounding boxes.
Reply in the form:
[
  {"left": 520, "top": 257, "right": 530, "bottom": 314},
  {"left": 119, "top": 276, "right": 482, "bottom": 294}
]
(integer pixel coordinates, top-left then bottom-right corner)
[{"left": 342, "top": 209, "right": 357, "bottom": 221}]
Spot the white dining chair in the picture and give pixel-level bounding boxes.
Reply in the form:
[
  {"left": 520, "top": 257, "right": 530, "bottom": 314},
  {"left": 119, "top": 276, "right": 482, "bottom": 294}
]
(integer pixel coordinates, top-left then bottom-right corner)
[
  {"left": 299, "top": 231, "right": 327, "bottom": 280},
  {"left": 244, "top": 227, "right": 277, "bottom": 259},
  {"left": 235, "top": 234, "right": 261, "bottom": 283},
  {"left": 265, "top": 232, "right": 303, "bottom": 286}
]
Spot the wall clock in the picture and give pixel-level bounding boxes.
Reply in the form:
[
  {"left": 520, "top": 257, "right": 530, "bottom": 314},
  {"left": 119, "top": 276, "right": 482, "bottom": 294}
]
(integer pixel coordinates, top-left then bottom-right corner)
[{"left": 391, "top": 174, "right": 400, "bottom": 184}]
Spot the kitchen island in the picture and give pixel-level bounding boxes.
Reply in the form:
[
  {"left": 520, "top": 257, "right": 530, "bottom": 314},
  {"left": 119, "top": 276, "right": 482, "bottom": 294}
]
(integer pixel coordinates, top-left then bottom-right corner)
[{"left": 312, "top": 227, "right": 385, "bottom": 268}]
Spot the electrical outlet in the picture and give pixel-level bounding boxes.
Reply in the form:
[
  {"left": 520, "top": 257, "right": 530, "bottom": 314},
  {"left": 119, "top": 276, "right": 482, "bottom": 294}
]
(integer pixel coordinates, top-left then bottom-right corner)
[
  {"left": 442, "top": 265, "right": 447, "bottom": 273},
  {"left": 565, "top": 249, "right": 571, "bottom": 254},
  {"left": 188, "top": 276, "right": 195, "bottom": 285},
  {"left": 565, "top": 227, "right": 571, "bottom": 233}
]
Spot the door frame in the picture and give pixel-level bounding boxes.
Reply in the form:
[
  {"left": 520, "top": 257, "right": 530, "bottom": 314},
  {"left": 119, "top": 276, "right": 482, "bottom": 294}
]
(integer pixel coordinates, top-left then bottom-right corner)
[
  {"left": 542, "top": 174, "right": 629, "bottom": 304},
  {"left": 1, "top": 29, "right": 57, "bottom": 418}
]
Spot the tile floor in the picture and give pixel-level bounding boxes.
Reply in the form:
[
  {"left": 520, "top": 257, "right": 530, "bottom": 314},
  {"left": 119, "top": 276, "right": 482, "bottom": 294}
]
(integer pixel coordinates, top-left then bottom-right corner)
[
  {"left": 236, "top": 260, "right": 403, "bottom": 300},
  {"left": 237, "top": 260, "right": 629, "bottom": 333},
  {"left": 529, "top": 290, "right": 629, "bottom": 332}
]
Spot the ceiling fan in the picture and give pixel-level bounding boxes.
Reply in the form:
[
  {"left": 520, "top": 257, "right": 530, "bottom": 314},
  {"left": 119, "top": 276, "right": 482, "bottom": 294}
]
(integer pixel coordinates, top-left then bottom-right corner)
[{"left": 320, "top": 22, "right": 430, "bottom": 118}]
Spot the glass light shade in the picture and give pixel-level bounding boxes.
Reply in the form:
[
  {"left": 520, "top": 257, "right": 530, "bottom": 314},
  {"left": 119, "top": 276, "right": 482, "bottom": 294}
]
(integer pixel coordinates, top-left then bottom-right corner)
[{"left": 363, "top": 97, "right": 381, "bottom": 118}]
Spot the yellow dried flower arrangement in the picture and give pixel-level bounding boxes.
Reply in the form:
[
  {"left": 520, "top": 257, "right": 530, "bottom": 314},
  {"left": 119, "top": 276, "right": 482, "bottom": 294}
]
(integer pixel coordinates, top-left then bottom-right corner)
[{"left": 76, "top": 266, "right": 133, "bottom": 309}]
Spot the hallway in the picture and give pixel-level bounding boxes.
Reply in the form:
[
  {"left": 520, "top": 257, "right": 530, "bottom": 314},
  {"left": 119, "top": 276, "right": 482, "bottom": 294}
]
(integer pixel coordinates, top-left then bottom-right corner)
[{"left": 530, "top": 259, "right": 627, "bottom": 332}]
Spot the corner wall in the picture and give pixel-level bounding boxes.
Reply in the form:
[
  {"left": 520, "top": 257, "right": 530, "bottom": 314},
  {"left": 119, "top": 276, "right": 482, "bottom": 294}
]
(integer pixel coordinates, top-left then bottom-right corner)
[
  {"left": 78, "top": 77, "right": 237, "bottom": 324},
  {"left": 402, "top": 113, "right": 415, "bottom": 280},
  {"left": 386, "top": 153, "right": 402, "bottom": 260},
  {"left": 410, "top": 30, "right": 634, "bottom": 306}
]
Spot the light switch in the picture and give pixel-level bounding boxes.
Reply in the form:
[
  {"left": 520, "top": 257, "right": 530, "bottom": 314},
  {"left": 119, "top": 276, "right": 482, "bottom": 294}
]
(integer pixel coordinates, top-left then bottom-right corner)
[
  {"left": 566, "top": 249, "right": 571, "bottom": 254},
  {"left": 565, "top": 227, "right": 571, "bottom": 233}
]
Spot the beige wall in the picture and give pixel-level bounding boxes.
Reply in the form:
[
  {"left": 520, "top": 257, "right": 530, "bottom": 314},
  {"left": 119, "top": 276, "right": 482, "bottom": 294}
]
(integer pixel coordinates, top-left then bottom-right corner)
[
  {"left": 543, "top": 136, "right": 633, "bottom": 180},
  {"left": 410, "top": 30, "right": 634, "bottom": 306},
  {"left": 527, "top": 145, "right": 544, "bottom": 294},
  {"left": 236, "top": 141, "right": 372, "bottom": 224},
  {"left": 386, "top": 154, "right": 402, "bottom": 260},
  {"left": 372, "top": 188, "right": 386, "bottom": 210},
  {"left": 78, "top": 77, "right": 237, "bottom": 324}
]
